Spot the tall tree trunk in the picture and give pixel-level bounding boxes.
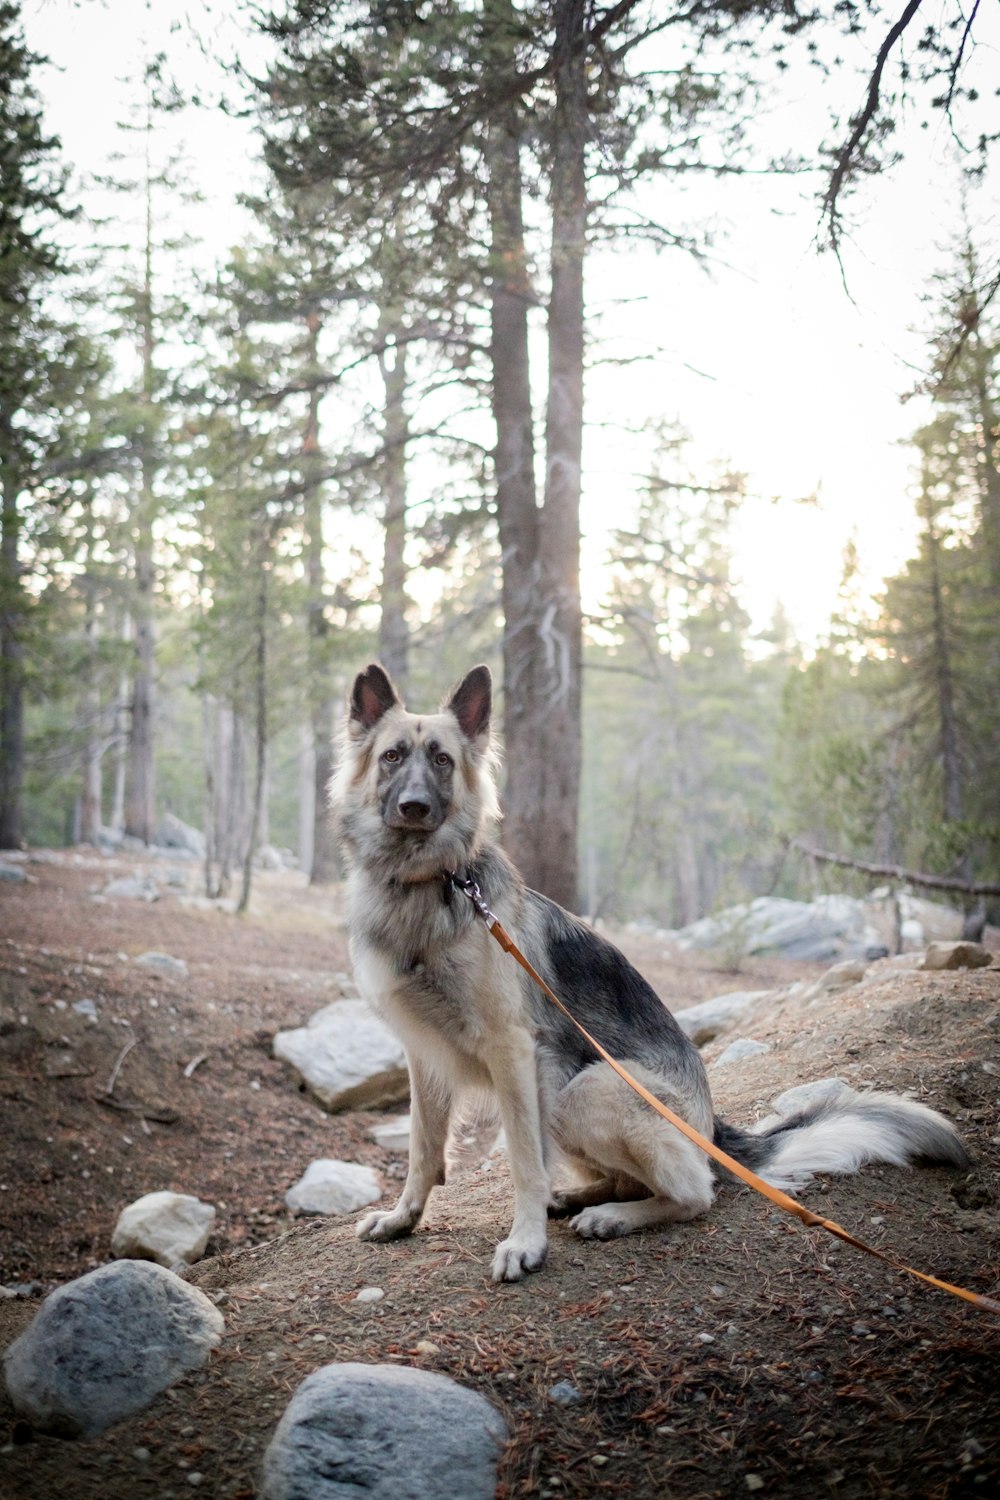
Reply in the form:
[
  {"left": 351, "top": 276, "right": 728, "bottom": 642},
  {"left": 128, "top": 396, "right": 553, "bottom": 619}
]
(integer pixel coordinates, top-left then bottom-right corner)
[
  {"left": 79, "top": 559, "right": 103, "bottom": 844},
  {"left": 924, "top": 505, "right": 964, "bottom": 828},
  {"left": 125, "top": 160, "right": 158, "bottom": 843},
  {"left": 238, "top": 559, "right": 268, "bottom": 914},
  {"left": 110, "top": 617, "right": 129, "bottom": 833},
  {"left": 377, "top": 309, "right": 411, "bottom": 691},
  {"left": 302, "top": 311, "right": 339, "bottom": 884},
  {"left": 484, "top": 0, "right": 587, "bottom": 909},
  {"left": 125, "top": 520, "right": 156, "bottom": 842},
  {"left": 202, "top": 690, "right": 219, "bottom": 897},
  {"left": 534, "top": 0, "right": 587, "bottom": 909},
  {"left": 487, "top": 93, "right": 542, "bottom": 884},
  {"left": 0, "top": 433, "right": 25, "bottom": 850},
  {"left": 298, "top": 723, "right": 315, "bottom": 874}
]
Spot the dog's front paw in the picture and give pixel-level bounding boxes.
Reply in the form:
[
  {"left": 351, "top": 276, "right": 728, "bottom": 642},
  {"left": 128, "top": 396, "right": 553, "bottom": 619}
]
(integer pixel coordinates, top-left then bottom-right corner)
[
  {"left": 356, "top": 1207, "right": 417, "bottom": 1243},
  {"left": 571, "top": 1205, "right": 630, "bottom": 1241},
  {"left": 491, "top": 1233, "right": 548, "bottom": 1283}
]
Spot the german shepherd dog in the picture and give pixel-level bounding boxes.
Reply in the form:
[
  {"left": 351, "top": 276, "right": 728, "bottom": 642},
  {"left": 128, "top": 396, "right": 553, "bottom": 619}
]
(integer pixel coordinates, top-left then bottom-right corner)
[{"left": 333, "top": 663, "right": 968, "bottom": 1283}]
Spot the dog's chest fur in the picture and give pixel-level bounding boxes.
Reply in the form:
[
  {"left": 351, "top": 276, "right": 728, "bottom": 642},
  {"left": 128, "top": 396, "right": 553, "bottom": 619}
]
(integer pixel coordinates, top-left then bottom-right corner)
[{"left": 348, "top": 873, "right": 529, "bottom": 1082}]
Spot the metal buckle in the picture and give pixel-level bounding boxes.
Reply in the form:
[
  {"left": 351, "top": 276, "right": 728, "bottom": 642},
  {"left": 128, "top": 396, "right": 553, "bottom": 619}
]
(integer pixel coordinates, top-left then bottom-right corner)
[{"left": 447, "top": 870, "right": 496, "bottom": 926}]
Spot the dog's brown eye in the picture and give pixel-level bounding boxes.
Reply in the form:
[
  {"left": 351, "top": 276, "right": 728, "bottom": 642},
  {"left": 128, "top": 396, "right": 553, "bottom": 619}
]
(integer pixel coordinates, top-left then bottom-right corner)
[
  {"left": 382, "top": 748, "right": 400, "bottom": 764},
  {"left": 435, "top": 752, "right": 452, "bottom": 768}
]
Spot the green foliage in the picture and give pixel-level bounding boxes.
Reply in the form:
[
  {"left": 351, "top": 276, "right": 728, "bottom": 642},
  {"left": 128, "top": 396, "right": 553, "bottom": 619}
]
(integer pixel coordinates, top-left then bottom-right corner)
[{"left": 580, "top": 439, "right": 790, "bottom": 924}]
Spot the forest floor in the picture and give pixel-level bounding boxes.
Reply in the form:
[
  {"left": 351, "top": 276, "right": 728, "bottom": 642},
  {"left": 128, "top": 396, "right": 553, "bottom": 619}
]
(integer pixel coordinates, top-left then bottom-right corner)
[{"left": 1, "top": 848, "right": 999, "bottom": 1500}]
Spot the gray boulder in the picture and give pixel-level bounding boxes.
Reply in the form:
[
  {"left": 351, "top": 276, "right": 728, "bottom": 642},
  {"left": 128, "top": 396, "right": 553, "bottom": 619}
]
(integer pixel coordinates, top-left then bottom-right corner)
[
  {"left": 673, "top": 990, "right": 771, "bottom": 1045},
  {"left": 261, "top": 1362, "right": 508, "bottom": 1500},
  {"left": 154, "top": 813, "right": 206, "bottom": 858},
  {"left": 673, "top": 894, "right": 878, "bottom": 963},
  {"left": 2, "top": 1260, "right": 224, "bottom": 1438},
  {"left": 101, "top": 874, "right": 160, "bottom": 903},
  {"left": 274, "top": 999, "right": 408, "bottom": 1112}
]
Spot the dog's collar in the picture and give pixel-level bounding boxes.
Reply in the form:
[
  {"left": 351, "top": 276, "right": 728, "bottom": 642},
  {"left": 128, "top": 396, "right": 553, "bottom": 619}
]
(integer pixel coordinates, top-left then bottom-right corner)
[{"left": 392, "top": 868, "right": 473, "bottom": 907}]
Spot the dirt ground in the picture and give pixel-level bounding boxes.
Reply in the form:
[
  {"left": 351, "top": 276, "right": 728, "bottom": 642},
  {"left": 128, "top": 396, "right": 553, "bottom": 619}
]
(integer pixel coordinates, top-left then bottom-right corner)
[{"left": 1, "top": 848, "right": 998, "bottom": 1499}]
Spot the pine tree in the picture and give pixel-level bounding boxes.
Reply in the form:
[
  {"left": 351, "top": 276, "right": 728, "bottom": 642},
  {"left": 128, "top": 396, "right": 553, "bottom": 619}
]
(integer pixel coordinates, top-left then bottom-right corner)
[
  {"left": 0, "top": 3, "right": 84, "bottom": 847},
  {"left": 256, "top": 0, "right": 770, "bottom": 908}
]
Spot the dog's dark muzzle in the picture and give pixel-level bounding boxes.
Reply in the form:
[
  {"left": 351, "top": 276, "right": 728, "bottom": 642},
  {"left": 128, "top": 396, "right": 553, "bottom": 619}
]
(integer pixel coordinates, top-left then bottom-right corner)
[{"left": 383, "top": 769, "right": 447, "bottom": 833}]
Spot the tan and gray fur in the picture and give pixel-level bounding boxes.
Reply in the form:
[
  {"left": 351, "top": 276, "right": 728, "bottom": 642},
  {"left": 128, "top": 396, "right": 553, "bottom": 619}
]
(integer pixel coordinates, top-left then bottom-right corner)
[{"left": 333, "top": 663, "right": 969, "bottom": 1283}]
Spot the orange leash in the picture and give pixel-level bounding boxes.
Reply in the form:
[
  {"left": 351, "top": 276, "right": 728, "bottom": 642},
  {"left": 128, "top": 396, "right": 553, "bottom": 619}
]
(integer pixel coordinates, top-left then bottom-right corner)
[{"left": 452, "top": 876, "right": 1000, "bottom": 1316}]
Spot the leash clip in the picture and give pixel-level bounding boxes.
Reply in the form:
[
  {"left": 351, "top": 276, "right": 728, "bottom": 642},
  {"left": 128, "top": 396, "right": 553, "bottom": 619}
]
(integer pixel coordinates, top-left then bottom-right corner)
[{"left": 447, "top": 870, "right": 497, "bottom": 927}]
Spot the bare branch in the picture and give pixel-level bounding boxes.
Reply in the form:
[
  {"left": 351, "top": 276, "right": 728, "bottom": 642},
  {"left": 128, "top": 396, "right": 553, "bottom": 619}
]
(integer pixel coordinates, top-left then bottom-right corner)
[
  {"left": 822, "top": 0, "right": 925, "bottom": 261},
  {"left": 787, "top": 837, "right": 1000, "bottom": 897}
]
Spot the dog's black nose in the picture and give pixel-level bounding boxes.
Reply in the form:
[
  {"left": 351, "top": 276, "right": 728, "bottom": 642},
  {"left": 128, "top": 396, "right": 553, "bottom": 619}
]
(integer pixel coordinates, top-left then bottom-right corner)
[{"left": 398, "top": 799, "right": 431, "bottom": 820}]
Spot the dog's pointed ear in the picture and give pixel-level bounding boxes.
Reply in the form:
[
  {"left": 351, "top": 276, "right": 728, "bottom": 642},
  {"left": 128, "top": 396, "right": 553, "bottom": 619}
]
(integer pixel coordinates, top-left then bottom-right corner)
[
  {"left": 349, "top": 663, "right": 400, "bottom": 733},
  {"left": 446, "top": 665, "right": 492, "bottom": 748}
]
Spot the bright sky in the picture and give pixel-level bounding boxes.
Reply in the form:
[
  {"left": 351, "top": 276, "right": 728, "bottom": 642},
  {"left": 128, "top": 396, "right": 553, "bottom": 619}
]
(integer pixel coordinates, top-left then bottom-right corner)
[{"left": 23, "top": 0, "right": 1000, "bottom": 647}]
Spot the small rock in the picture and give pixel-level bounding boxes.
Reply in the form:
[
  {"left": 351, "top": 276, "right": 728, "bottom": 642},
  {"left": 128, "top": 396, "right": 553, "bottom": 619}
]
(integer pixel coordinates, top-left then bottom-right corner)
[
  {"left": 102, "top": 875, "right": 160, "bottom": 903},
  {"left": 921, "top": 941, "right": 992, "bottom": 971},
  {"left": 285, "top": 1160, "right": 382, "bottom": 1216},
  {"left": 802, "top": 958, "right": 869, "bottom": 999},
  {"left": 713, "top": 1038, "right": 771, "bottom": 1067},
  {"left": 273, "top": 999, "right": 408, "bottom": 1112},
  {"left": 950, "top": 1175, "right": 994, "bottom": 1211},
  {"left": 414, "top": 1340, "right": 440, "bottom": 1356},
  {"left": 745, "top": 1477, "right": 765, "bottom": 1493},
  {"left": 771, "top": 1077, "right": 854, "bottom": 1117},
  {"left": 111, "top": 1191, "right": 216, "bottom": 1268},
  {"left": 370, "top": 1115, "right": 412, "bottom": 1151},
  {"left": 136, "top": 952, "right": 189, "bottom": 978},
  {"left": 0, "top": 863, "right": 27, "bottom": 883},
  {"left": 548, "top": 1381, "right": 582, "bottom": 1406},
  {"left": 72, "top": 999, "right": 99, "bottom": 1020},
  {"left": 355, "top": 1287, "right": 385, "bottom": 1304},
  {"left": 959, "top": 1437, "right": 986, "bottom": 1465}
]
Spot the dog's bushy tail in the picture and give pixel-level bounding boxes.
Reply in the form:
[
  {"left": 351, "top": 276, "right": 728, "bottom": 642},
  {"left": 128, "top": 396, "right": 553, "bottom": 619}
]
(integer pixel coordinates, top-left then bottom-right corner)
[{"left": 714, "top": 1088, "right": 969, "bottom": 1192}]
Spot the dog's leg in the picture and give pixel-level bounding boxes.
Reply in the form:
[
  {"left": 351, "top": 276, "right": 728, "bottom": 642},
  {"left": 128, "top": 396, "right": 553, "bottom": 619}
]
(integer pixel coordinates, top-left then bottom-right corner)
[
  {"left": 356, "top": 1058, "right": 450, "bottom": 1243},
  {"left": 571, "top": 1190, "right": 710, "bottom": 1239},
  {"left": 553, "top": 1061, "right": 715, "bottom": 1241},
  {"left": 487, "top": 1028, "right": 551, "bottom": 1282},
  {"left": 548, "top": 1174, "right": 649, "bottom": 1217}
]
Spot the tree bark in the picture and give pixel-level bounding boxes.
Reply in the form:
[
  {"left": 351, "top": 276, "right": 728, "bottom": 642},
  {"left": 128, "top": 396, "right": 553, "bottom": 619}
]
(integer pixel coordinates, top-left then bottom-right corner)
[
  {"left": 923, "top": 504, "right": 964, "bottom": 826},
  {"left": 534, "top": 0, "right": 587, "bottom": 909},
  {"left": 125, "top": 164, "right": 158, "bottom": 844},
  {"left": 0, "top": 429, "right": 25, "bottom": 850},
  {"left": 301, "top": 311, "right": 339, "bottom": 884},
  {"left": 79, "top": 557, "right": 103, "bottom": 844},
  {"left": 483, "top": 0, "right": 587, "bottom": 910},
  {"left": 487, "top": 100, "right": 543, "bottom": 884},
  {"left": 238, "top": 557, "right": 268, "bottom": 914},
  {"left": 377, "top": 309, "right": 411, "bottom": 692}
]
